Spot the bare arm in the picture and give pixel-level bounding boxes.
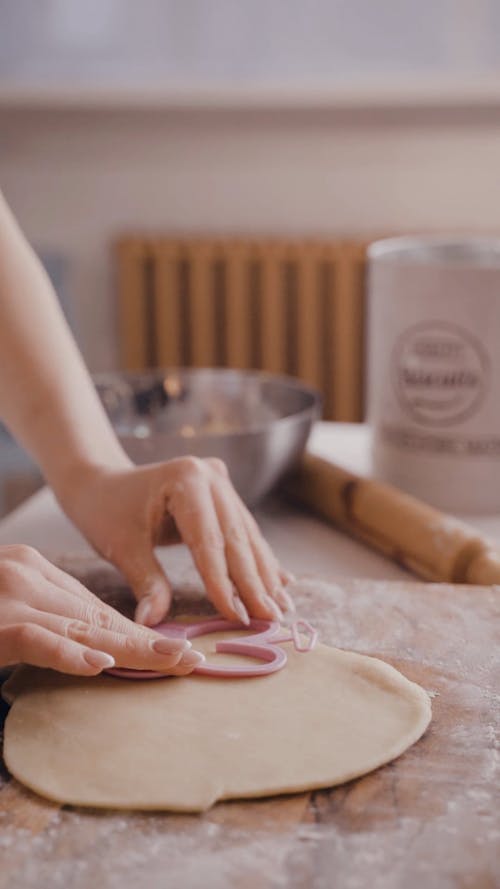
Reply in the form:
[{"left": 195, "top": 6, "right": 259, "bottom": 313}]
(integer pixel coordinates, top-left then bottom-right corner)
[
  {"left": 0, "top": 189, "right": 129, "bottom": 495},
  {"left": 0, "top": 191, "right": 293, "bottom": 637}
]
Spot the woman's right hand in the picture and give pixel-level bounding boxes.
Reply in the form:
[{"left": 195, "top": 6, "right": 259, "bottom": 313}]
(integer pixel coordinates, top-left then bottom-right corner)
[{"left": 0, "top": 544, "right": 204, "bottom": 676}]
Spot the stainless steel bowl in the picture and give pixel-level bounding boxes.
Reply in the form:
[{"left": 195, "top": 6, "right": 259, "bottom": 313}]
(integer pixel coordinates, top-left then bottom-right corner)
[{"left": 94, "top": 368, "right": 321, "bottom": 505}]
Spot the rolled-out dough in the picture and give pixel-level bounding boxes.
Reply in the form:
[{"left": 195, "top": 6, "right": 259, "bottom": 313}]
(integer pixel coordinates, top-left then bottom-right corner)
[{"left": 2, "top": 628, "right": 431, "bottom": 812}]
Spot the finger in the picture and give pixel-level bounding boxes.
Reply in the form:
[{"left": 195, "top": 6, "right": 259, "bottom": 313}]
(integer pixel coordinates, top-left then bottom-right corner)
[
  {"left": 23, "top": 607, "right": 202, "bottom": 672},
  {"left": 160, "top": 650, "right": 207, "bottom": 676},
  {"left": 0, "top": 623, "right": 115, "bottom": 676},
  {"left": 115, "top": 550, "right": 173, "bottom": 627},
  {"left": 16, "top": 555, "right": 142, "bottom": 630},
  {"left": 239, "top": 507, "right": 296, "bottom": 613},
  {"left": 17, "top": 575, "right": 188, "bottom": 654},
  {"left": 207, "top": 463, "right": 291, "bottom": 611},
  {"left": 212, "top": 487, "right": 283, "bottom": 622},
  {"left": 3, "top": 546, "right": 98, "bottom": 606},
  {"left": 19, "top": 550, "right": 173, "bottom": 628},
  {"left": 205, "top": 457, "right": 230, "bottom": 479},
  {"left": 280, "top": 568, "right": 296, "bottom": 586},
  {"left": 169, "top": 475, "right": 248, "bottom": 623}
]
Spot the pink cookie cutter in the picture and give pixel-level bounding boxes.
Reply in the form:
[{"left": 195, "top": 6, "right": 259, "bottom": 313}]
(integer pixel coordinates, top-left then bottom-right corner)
[{"left": 108, "top": 617, "right": 318, "bottom": 680}]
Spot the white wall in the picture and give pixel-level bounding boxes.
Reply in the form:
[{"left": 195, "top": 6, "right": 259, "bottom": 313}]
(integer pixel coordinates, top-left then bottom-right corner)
[
  {"left": 3, "top": 0, "right": 500, "bottom": 86},
  {"left": 1, "top": 106, "right": 500, "bottom": 369}
]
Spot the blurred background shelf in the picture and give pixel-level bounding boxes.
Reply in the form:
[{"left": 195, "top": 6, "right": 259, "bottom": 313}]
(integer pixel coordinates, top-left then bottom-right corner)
[{"left": 2, "top": 78, "right": 500, "bottom": 111}]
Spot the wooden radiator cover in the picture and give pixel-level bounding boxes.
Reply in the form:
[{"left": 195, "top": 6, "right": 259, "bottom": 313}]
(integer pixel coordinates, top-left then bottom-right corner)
[{"left": 115, "top": 237, "right": 369, "bottom": 422}]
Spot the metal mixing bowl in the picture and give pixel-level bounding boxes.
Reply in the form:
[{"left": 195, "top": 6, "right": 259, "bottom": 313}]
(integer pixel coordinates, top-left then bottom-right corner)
[{"left": 94, "top": 368, "right": 321, "bottom": 505}]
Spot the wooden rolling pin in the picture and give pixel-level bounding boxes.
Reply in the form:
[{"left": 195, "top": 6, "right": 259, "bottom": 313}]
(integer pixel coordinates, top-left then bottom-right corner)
[{"left": 283, "top": 452, "right": 500, "bottom": 585}]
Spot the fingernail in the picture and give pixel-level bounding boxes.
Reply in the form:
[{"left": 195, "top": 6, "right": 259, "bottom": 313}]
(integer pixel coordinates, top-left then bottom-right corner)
[
  {"left": 232, "top": 594, "right": 250, "bottom": 625},
  {"left": 264, "top": 595, "right": 284, "bottom": 622},
  {"left": 181, "top": 649, "right": 206, "bottom": 666},
  {"left": 152, "top": 637, "right": 191, "bottom": 655},
  {"left": 135, "top": 596, "right": 154, "bottom": 626},
  {"left": 273, "top": 587, "right": 296, "bottom": 613},
  {"left": 84, "top": 650, "right": 115, "bottom": 670}
]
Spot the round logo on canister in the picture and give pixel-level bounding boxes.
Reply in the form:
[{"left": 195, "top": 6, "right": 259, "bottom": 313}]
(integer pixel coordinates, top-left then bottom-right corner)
[{"left": 391, "top": 320, "right": 490, "bottom": 427}]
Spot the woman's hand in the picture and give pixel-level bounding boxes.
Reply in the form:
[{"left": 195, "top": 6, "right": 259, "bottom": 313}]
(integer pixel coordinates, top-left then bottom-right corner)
[
  {"left": 57, "top": 457, "right": 295, "bottom": 628},
  {"left": 0, "top": 544, "right": 204, "bottom": 675},
  {"left": 0, "top": 192, "right": 292, "bottom": 630}
]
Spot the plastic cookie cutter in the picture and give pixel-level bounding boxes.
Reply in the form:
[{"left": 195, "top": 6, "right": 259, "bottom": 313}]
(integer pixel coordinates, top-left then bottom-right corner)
[{"left": 108, "top": 617, "right": 318, "bottom": 680}]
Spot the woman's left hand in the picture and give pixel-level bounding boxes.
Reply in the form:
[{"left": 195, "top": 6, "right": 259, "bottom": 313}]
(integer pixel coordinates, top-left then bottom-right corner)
[{"left": 58, "top": 457, "right": 294, "bottom": 628}]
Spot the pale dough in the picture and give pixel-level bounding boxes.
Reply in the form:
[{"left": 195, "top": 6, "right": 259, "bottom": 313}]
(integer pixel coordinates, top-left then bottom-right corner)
[{"left": 2, "top": 630, "right": 431, "bottom": 812}]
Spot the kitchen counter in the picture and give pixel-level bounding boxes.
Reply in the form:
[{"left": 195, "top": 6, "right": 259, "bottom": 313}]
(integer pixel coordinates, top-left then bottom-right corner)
[
  {"left": 0, "top": 422, "right": 498, "bottom": 889},
  {"left": 1, "top": 423, "right": 499, "bottom": 579}
]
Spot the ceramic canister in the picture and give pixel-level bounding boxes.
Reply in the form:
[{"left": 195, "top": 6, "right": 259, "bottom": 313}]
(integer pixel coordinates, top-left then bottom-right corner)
[{"left": 367, "top": 236, "right": 500, "bottom": 514}]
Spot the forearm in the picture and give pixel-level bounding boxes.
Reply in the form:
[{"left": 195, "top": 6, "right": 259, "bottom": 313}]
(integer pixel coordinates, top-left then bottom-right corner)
[{"left": 0, "top": 191, "right": 129, "bottom": 497}]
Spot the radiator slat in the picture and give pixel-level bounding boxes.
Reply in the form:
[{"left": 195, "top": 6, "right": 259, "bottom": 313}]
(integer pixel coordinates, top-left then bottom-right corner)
[
  {"left": 319, "top": 253, "right": 337, "bottom": 422},
  {"left": 283, "top": 253, "right": 298, "bottom": 377},
  {"left": 224, "top": 243, "right": 253, "bottom": 370},
  {"left": 212, "top": 247, "right": 227, "bottom": 366},
  {"left": 294, "top": 243, "right": 324, "bottom": 392},
  {"left": 116, "top": 239, "right": 151, "bottom": 370},
  {"left": 153, "top": 240, "right": 183, "bottom": 368},
  {"left": 259, "top": 243, "right": 288, "bottom": 376},
  {"left": 188, "top": 243, "right": 217, "bottom": 367}
]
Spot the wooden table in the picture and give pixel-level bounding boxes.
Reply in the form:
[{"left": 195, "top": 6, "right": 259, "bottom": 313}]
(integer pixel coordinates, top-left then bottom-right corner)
[{"left": 1, "top": 560, "right": 498, "bottom": 889}]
